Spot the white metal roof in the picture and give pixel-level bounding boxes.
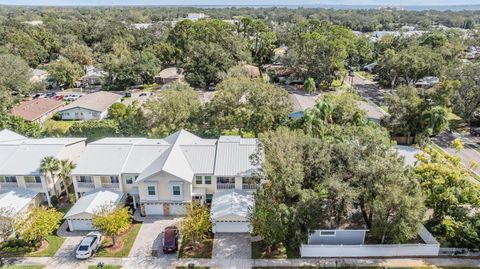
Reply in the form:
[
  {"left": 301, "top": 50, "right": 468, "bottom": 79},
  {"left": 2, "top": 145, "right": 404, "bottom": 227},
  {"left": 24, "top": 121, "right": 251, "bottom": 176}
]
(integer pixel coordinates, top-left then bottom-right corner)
[
  {"left": 0, "top": 188, "right": 39, "bottom": 217},
  {"left": 0, "top": 129, "right": 26, "bottom": 142},
  {"left": 73, "top": 129, "right": 259, "bottom": 181},
  {"left": 211, "top": 189, "right": 254, "bottom": 221},
  {"left": 64, "top": 189, "right": 124, "bottom": 219},
  {"left": 214, "top": 136, "right": 258, "bottom": 177},
  {"left": 0, "top": 133, "right": 85, "bottom": 175}
]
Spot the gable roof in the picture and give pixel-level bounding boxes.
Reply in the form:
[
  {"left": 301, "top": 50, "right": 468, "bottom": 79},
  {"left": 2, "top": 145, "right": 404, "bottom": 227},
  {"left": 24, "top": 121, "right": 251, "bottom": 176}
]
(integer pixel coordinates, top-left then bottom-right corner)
[
  {"left": 58, "top": 91, "right": 121, "bottom": 113},
  {"left": 11, "top": 98, "right": 64, "bottom": 122},
  {"left": 211, "top": 189, "right": 254, "bottom": 220},
  {"left": 0, "top": 188, "right": 39, "bottom": 218},
  {"left": 64, "top": 189, "right": 124, "bottom": 219},
  {"left": 0, "top": 129, "right": 26, "bottom": 143},
  {"left": 73, "top": 129, "right": 259, "bottom": 181},
  {"left": 137, "top": 130, "right": 201, "bottom": 182},
  {"left": 0, "top": 132, "right": 85, "bottom": 175}
]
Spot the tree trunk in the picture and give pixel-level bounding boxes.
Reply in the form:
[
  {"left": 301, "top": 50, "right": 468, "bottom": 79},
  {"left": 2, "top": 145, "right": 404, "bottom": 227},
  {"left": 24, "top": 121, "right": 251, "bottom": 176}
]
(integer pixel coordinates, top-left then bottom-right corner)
[{"left": 112, "top": 235, "right": 116, "bottom": 247}]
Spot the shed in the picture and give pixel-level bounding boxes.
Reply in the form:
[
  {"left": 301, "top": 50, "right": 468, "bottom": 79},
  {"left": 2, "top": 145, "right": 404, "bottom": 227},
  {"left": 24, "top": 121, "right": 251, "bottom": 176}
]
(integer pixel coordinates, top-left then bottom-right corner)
[
  {"left": 64, "top": 189, "right": 124, "bottom": 231},
  {"left": 210, "top": 189, "right": 253, "bottom": 233}
]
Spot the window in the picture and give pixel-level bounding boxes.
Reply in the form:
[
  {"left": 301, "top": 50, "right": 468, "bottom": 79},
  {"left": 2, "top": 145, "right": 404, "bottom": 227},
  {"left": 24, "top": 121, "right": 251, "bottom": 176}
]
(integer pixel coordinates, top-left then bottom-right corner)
[
  {"left": 172, "top": 186, "right": 181, "bottom": 196},
  {"left": 24, "top": 176, "right": 42, "bottom": 183},
  {"left": 204, "top": 176, "right": 212, "bottom": 184},
  {"left": 2, "top": 176, "right": 17, "bottom": 183},
  {"left": 217, "top": 177, "right": 235, "bottom": 184},
  {"left": 110, "top": 176, "right": 119, "bottom": 183},
  {"left": 320, "top": 231, "right": 336, "bottom": 236},
  {"left": 147, "top": 186, "right": 156, "bottom": 196},
  {"left": 195, "top": 176, "right": 202, "bottom": 184},
  {"left": 79, "top": 176, "right": 92, "bottom": 183},
  {"left": 125, "top": 175, "right": 136, "bottom": 184},
  {"left": 206, "top": 194, "right": 213, "bottom": 203}
]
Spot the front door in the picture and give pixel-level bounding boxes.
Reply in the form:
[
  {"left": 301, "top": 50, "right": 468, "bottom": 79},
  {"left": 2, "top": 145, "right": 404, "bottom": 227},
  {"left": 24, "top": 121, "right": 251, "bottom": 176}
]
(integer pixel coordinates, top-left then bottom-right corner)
[{"left": 163, "top": 203, "right": 170, "bottom": 215}]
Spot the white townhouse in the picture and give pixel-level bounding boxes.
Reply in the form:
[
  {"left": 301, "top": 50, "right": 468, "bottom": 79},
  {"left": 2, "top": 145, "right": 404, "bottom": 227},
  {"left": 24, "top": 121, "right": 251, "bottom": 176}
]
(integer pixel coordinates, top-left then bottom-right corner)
[
  {"left": 58, "top": 91, "right": 122, "bottom": 121},
  {"left": 0, "top": 129, "right": 86, "bottom": 207},
  {"left": 68, "top": 130, "right": 259, "bottom": 232}
]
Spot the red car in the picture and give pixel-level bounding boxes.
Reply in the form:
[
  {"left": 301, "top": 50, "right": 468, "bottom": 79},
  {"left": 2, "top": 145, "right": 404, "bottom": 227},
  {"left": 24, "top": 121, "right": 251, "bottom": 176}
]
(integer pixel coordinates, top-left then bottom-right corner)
[{"left": 162, "top": 226, "right": 179, "bottom": 254}]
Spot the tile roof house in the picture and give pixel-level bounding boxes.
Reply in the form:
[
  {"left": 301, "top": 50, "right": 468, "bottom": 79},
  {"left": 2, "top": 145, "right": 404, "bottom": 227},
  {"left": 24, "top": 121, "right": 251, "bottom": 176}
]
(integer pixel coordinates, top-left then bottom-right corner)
[
  {"left": 11, "top": 98, "right": 64, "bottom": 123},
  {"left": 70, "top": 130, "right": 260, "bottom": 232},
  {"left": 57, "top": 91, "right": 122, "bottom": 120},
  {"left": 0, "top": 129, "right": 86, "bottom": 206}
]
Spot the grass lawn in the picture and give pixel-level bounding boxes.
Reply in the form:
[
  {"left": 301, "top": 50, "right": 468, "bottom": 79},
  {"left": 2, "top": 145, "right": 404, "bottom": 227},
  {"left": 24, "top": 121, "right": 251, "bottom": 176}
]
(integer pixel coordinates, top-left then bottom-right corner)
[
  {"left": 96, "top": 223, "right": 141, "bottom": 257},
  {"left": 448, "top": 113, "right": 468, "bottom": 133},
  {"left": 4, "top": 264, "right": 45, "bottom": 269},
  {"left": 88, "top": 265, "right": 121, "bottom": 269},
  {"left": 26, "top": 235, "right": 65, "bottom": 257},
  {"left": 178, "top": 235, "right": 214, "bottom": 258},
  {"left": 251, "top": 240, "right": 300, "bottom": 259}
]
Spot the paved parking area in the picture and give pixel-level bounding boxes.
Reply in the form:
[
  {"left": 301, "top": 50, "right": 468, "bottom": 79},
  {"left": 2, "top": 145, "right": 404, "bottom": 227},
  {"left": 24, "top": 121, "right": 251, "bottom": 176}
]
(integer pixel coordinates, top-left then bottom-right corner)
[
  {"left": 212, "top": 233, "right": 251, "bottom": 259},
  {"left": 128, "top": 216, "right": 183, "bottom": 258}
]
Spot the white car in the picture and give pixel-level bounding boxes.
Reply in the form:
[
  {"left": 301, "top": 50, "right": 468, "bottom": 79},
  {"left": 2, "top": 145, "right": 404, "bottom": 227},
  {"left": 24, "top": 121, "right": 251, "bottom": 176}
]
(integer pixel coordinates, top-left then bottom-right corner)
[{"left": 75, "top": 232, "right": 103, "bottom": 259}]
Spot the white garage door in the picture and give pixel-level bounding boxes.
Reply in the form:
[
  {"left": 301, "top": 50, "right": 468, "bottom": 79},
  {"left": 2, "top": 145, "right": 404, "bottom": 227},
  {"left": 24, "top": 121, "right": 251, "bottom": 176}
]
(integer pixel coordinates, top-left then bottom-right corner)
[
  {"left": 69, "top": 219, "right": 94, "bottom": 231},
  {"left": 169, "top": 203, "right": 186, "bottom": 215},
  {"left": 144, "top": 203, "right": 164, "bottom": 215},
  {"left": 214, "top": 221, "right": 250, "bottom": 233}
]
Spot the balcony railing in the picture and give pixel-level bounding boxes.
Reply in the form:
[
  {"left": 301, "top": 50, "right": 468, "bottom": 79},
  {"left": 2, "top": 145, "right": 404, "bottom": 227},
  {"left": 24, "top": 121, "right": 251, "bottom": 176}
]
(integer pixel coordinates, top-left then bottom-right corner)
[
  {"left": 0, "top": 182, "right": 18, "bottom": 190},
  {"left": 77, "top": 182, "right": 95, "bottom": 189},
  {"left": 242, "top": 183, "right": 259, "bottom": 190},
  {"left": 101, "top": 182, "right": 120, "bottom": 189},
  {"left": 217, "top": 183, "right": 235, "bottom": 190},
  {"left": 25, "top": 183, "right": 43, "bottom": 190}
]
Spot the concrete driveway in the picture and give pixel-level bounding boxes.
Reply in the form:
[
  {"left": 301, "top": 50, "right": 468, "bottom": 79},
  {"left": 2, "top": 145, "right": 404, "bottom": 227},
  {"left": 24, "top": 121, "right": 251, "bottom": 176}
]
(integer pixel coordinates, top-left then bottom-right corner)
[
  {"left": 212, "top": 233, "right": 251, "bottom": 259},
  {"left": 128, "top": 216, "right": 183, "bottom": 258}
]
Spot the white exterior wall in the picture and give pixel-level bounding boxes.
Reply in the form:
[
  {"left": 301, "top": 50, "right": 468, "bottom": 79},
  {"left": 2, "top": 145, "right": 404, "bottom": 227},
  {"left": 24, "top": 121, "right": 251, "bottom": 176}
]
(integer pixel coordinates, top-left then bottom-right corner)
[
  {"left": 300, "top": 244, "right": 440, "bottom": 257},
  {"left": 60, "top": 107, "right": 105, "bottom": 120},
  {"left": 300, "top": 225, "right": 440, "bottom": 257}
]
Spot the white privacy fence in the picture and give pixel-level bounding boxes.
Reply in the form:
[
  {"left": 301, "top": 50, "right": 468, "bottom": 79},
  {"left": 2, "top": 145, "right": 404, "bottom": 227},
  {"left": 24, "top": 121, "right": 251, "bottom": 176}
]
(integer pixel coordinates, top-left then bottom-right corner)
[{"left": 300, "top": 225, "right": 440, "bottom": 257}]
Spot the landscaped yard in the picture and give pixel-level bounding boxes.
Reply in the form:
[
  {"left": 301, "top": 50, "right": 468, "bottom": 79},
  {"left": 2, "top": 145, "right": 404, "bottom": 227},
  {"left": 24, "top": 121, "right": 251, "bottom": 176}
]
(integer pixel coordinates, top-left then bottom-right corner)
[
  {"left": 4, "top": 265, "right": 45, "bottom": 269},
  {"left": 1, "top": 235, "right": 65, "bottom": 258},
  {"left": 251, "top": 240, "right": 300, "bottom": 259},
  {"left": 42, "top": 120, "right": 75, "bottom": 136},
  {"left": 88, "top": 265, "right": 122, "bottom": 269},
  {"left": 96, "top": 223, "right": 141, "bottom": 257},
  {"left": 178, "top": 234, "right": 214, "bottom": 258},
  {"left": 26, "top": 235, "right": 65, "bottom": 257}
]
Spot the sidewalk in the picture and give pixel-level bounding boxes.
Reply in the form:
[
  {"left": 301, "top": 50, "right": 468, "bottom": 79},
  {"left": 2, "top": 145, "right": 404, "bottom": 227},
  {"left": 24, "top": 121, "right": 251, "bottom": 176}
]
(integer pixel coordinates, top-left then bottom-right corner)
[{"left": 11, "top": 256, "right": 480, "bottom": 269}]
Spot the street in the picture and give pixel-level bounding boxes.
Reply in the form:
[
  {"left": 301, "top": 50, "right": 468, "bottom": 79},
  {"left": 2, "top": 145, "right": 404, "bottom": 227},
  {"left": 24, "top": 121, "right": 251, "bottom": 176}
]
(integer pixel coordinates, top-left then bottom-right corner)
[{"left": 352, "top": 74, "right": 480, "bottom": 183}]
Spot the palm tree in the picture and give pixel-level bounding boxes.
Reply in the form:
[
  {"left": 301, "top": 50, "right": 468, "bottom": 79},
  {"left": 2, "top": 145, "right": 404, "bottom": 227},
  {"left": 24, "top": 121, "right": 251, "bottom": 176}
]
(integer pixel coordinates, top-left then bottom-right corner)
[
  {"left": 40, "top": 156, "right": 60, "bottom": 203},
  {"left": 58, "top": 160, "right": 76, "bottom": 200}
]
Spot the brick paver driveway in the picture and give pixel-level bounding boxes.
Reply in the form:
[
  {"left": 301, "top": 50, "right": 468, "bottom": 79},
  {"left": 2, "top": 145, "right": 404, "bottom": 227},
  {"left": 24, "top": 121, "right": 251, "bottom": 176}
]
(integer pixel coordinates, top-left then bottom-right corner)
[
  {"left": 128, "top": 216, "right": 183, "bottom": 258},
  {"left": 212, "top": 233, "right": 251, "bottom": 259}
]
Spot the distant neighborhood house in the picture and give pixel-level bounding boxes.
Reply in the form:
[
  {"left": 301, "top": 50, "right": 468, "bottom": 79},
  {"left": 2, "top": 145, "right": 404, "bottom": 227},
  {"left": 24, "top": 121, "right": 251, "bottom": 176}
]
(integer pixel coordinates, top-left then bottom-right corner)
[
  {"left": 10, "top": 98, "right": 64, "bottom": 123},
  {"left": 57, "top": 91, "right": 122, "bottom": 120},
  {"left": 74, "top": 66, "right": 107, "bottom": 88},
  {"left": 155, "top": 67, "right": 184, "bottom": 84}
]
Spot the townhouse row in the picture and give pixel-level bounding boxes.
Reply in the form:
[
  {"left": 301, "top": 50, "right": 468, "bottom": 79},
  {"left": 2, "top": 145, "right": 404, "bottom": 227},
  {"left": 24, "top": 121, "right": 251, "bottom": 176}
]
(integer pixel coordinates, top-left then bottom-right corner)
[{"left": 0, "top": 129, "right": 259, "bottom": 233}]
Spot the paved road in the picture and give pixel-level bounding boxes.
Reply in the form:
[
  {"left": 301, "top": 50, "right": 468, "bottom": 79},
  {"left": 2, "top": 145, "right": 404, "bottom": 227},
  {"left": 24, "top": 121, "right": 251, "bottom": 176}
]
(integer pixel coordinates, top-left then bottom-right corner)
[{"left": 352, "top": 74, "right": 480, "bottom": 179}]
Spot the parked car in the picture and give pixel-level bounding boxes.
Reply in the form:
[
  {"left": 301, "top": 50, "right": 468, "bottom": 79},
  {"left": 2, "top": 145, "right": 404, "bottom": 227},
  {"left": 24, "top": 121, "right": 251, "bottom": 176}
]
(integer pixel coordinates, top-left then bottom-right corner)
[
  {"left": 470, "top": 127, "right": 480, "bottom": 137},
  {"left": 75, "top": 232, "right": 103, "bottom": 259},
  {"left": 33, "top": 93, "right": 47, "bottom": 99},
  {"left": 54, "top": 95, "right": 64, "bottom": 101},
  {"left": 162, "top": 226, "right": 179, "bottom": 254},
  {"left": 207, "top": 83, "right": 216, "bottom": 91},
  {"left": 46, "top": 92, "right": 56, "bottom": 98},
  {"left": 139, "top": 92, "right": 148, "bottom": 97},
  {"left": 64, "top": 94, "right": 83, "bottom": 101},
  {"left": 125, "top": 91, "right": 132, "bottom": 97}
]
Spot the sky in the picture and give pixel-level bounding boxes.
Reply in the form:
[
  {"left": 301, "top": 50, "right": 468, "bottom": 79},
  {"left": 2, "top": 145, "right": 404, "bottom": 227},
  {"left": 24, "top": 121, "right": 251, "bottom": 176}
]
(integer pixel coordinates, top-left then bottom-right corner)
[{"left": 1, "top": 0, "right": 480, "bottom": 6}]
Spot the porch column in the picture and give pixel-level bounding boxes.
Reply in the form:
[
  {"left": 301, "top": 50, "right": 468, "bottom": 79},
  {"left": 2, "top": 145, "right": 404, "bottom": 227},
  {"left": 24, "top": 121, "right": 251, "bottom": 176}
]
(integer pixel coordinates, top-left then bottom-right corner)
[
  {"left": 45, "top": 190, "right": 52, "bottom": 207},
  {"left": 132, "top": 195, "right": 137, "bottom": 209}
]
